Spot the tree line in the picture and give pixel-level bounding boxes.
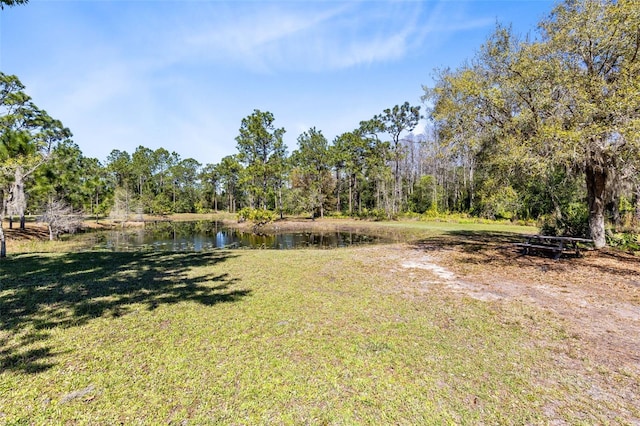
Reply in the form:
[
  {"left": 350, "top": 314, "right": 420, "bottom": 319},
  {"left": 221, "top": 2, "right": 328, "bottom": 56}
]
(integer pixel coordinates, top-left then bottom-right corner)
[
  {"left": 428, "top": 0, "right": 639, "bottom": 248},
  {"left": 1, "top": 0, "right": 639, "bottom": 254}
]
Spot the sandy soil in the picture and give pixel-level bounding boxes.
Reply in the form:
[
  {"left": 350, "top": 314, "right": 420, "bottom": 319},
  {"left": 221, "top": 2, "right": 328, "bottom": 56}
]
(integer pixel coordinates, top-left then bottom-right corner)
[
  {"left": 408, "top": 239, "right": 640, "bottom": 372},
  {"left": 355, "top": 238, "right": 640, "bottom": 423}
]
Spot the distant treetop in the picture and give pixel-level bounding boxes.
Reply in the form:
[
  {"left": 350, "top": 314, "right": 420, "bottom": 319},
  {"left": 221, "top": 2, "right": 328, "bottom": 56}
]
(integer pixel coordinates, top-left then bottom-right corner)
[{"left": 0, "top": 0, "right": 28, "bottom": 9}]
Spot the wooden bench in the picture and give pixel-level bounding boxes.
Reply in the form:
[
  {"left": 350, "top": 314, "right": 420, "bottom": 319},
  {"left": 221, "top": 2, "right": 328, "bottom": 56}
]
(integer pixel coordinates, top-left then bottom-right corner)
[{"left": 515, "top": 235, "right": 595, "bottom": 260}]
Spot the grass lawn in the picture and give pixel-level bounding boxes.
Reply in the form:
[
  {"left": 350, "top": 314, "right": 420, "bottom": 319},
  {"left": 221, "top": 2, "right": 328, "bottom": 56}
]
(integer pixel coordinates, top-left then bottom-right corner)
[{"left": 1, "top": 218, "right": 637, "bottom": 424}]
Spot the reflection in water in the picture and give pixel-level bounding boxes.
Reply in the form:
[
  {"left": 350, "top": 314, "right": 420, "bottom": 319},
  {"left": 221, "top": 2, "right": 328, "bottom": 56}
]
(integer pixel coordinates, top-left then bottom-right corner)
[{"left": 94, "top": 221, "right": 391, "bottom": 252}]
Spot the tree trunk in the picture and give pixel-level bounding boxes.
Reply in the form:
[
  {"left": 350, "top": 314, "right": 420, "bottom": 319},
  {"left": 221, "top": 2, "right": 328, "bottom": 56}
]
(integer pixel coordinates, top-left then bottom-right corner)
[
  {"left": 9, "top": 167, "right": 27, "bottom": 230},
  {"left": 0, "top": 196, "right": 6, "bottom": 257},
  {"left": 394, "top": 154, "right": 400, "bottom": 215},
  {"left": 635, "top": 185, "right": 640, "bottom": 227},
  {"left": 468, "top": 163, "right": 475, "bottom": 211},
  {"left": 335, "top": 169, "right": 341, "bottom": 213},
  {"left": 0, "top": 222, "right": 5, "bottom": 258},
  {"left": 95, "top": 192, "right": 100, "bottom": 223},
  {"left": 586, "top": 163, "right": 607, "bottom": 249},
  {"left": 349, "top": 174, "right": 354, "bottom": 215}
]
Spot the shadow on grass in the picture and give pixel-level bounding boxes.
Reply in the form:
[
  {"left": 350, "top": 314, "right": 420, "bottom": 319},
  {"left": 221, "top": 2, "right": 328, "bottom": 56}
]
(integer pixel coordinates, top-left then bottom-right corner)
[
  {"left": 0, "top": 250, "right": 247, "bottom": 373},
  {"left": 411, "top": 230, "right": 525, "bottom": 254},
  {"left": 410, "top": 229, "right": 572, "bottom": 265},
  {"left": 411, "top": 229, "right": 640, "bottom": 277}
]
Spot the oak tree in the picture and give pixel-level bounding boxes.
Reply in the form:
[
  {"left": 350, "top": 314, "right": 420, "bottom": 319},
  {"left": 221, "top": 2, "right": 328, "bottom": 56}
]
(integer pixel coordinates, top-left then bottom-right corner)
[{"left": 427, "top": 0, "right": 640, "bottom": 247}]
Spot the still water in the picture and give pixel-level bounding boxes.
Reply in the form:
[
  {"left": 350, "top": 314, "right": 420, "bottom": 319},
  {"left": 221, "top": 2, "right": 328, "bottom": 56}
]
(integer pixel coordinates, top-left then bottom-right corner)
[{"left": 93, "top": 221, "right": 391, "bottom": 251}]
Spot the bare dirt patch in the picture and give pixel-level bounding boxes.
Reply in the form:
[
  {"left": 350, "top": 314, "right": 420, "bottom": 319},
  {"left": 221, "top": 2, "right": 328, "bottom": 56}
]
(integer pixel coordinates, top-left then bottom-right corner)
[
  {"left": 416, "top": 239, "right": 640, "bottom": 369},
  {"left": 3, "top": 220, "right": 120, "bottom": 241},
  {"left": 354, "top": 238, "right": 640, "bottom": 423},
  {"left": 3, "top": 222, "right": 50, "bottom": 240}
]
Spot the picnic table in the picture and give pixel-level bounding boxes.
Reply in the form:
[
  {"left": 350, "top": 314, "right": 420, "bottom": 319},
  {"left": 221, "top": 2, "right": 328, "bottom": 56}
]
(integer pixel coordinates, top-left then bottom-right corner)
[{"left": 515, "top": 235, "right": 595, "bottom": 260}]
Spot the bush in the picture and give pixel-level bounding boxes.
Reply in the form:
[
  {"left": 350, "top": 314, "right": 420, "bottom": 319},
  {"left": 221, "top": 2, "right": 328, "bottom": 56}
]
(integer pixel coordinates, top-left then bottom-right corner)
[
  {"left": 358, "top": 208, "right": 391, "bottom": 221},
  {"left": 237, "top": 208, "right": 276, "bottom": 226},
  {"left": 606, "top": 231, "right": 640, "bottom": 252},
  {"left": 420, "top": 210, "right": 475, "bottom": 223},
  {"left": 38, "top": 199, "right": 84, "bottom": 240},
  {"left": 539, "top": 202, "right": 590, "bottom": 237},
  {"left": 399, "top": 211, "right": 422, "bottom": 220},
  {"left": 476, "top": 182, "right": 521, "bottom": 220}
]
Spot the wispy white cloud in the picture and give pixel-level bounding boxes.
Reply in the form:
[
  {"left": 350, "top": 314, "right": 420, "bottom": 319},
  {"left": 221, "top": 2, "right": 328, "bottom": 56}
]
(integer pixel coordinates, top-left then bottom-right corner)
[
  {"left": 4, "top": 0, "right": 528, "bottom": 163},
  {"left": 49, "top": 1, "right": 493, "bottom": 78},
  {"left": 186, "top": 4, "right": 346, "bottom": 53},
  {"left": 173, "top": 1, "right": 488, "bottom": 73},
  {"left": 61, "top": 64, "right": 135, "bottom": 112},
  {"left": 422, "top": 0, "right": 496, "bottom": 33}
]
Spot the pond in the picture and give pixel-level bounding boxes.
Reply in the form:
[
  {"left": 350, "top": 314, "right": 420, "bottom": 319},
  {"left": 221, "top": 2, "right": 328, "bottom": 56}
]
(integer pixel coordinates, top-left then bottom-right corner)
[{"left": 91, "top": 221, "right": 393, "bottom": 251}]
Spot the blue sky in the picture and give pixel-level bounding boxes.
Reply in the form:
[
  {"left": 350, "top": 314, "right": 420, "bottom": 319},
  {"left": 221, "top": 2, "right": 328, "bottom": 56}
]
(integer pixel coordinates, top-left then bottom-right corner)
[{"left": 1, "top": 0, "right": 555, "bottom": 165}]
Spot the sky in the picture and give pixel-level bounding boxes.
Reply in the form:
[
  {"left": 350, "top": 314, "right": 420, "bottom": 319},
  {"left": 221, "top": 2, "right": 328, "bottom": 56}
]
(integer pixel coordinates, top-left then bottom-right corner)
[{"left": 0, "top": 0, "right": 555, "bottom": 166}]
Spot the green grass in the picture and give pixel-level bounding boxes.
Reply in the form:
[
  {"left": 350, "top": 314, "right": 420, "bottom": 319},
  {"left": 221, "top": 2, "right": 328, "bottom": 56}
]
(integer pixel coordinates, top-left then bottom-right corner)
[
  {"left": 3, "top": 218, "right": 617, "bottom": 424},
  {"left": 1, "top": 238, "right": 576, "bottom": 425}
]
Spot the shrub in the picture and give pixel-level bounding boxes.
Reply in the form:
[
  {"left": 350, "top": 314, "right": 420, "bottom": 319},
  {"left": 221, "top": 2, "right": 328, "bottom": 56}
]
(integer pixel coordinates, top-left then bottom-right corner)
[
  {"left": 476, "top": 182, "right": 521, "bottom": 220},
  {"left": 539, "top": 202, "right": 590, "bottom": 237},
  {"left": 237, "top": 208, "right": 276, "bottom": 226},
  {"left": 38, "top": 199, "right": 84, "bottom": 240},
  {"left": 358, "top": 208, "right": 391, "bottom": 221},
  {"left": 606, "top": 230, "right": 640, "bottom": 252}
]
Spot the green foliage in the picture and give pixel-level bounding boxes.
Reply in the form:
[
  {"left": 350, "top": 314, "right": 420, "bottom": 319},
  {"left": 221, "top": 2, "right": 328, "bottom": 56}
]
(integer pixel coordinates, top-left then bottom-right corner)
[
  {"left": 605, "top": 231, "right": 640, "bottom": 252},
  {"left": 408, "top": 175, "right": 436, "bottom": 214},
  {"left": 151, "top": 193, "right": 172, "bottom": 215},
  {"left": 425, "top": 0, "right": 640, "bottom": 247},
  {"left": 290, "top": 127, "right": 333, "bottom": 218},
  {"left": 235, "top": 110, "right": 287, "bottom": 210},
  {"left": 357, "top": 207, "right": 390, "bottom": 221},
  {"left": 30, "top": 141, "right": 104, "bottom": 213},
  {"left": 0, "top": 0, "right": 28, "bottom": 9},
  {"left": 104, "top": 146, "right": 202, "bottom": 215},
  {"left": 237, "top": 207, "right": 276, "bottom": 226},
  {"left": 106, "top": 149, "right": 132, "bottom": 188},
  {"left": 215, "top": 155, "right": 243, "bottom": 213},
  {"left": 539, "top": 202, "right": 590, "bottom": 237},
  {"left": 331, "top": 131, "right": 371, "bottom": 216},
  {"left": 373, "top": 102, "right": 422, "bottom": 215},
  {"left": 198, "top": 163, "right": 219, "bottom": 211},
  {"left": 1, "top": 72, "right": 73, "bottom": 255},
  {"left": 619, "top": 196, "right": 635, "bottom": 216},
  {"left": 475, "top": 180, "right": 521, "bottom": 220}
]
